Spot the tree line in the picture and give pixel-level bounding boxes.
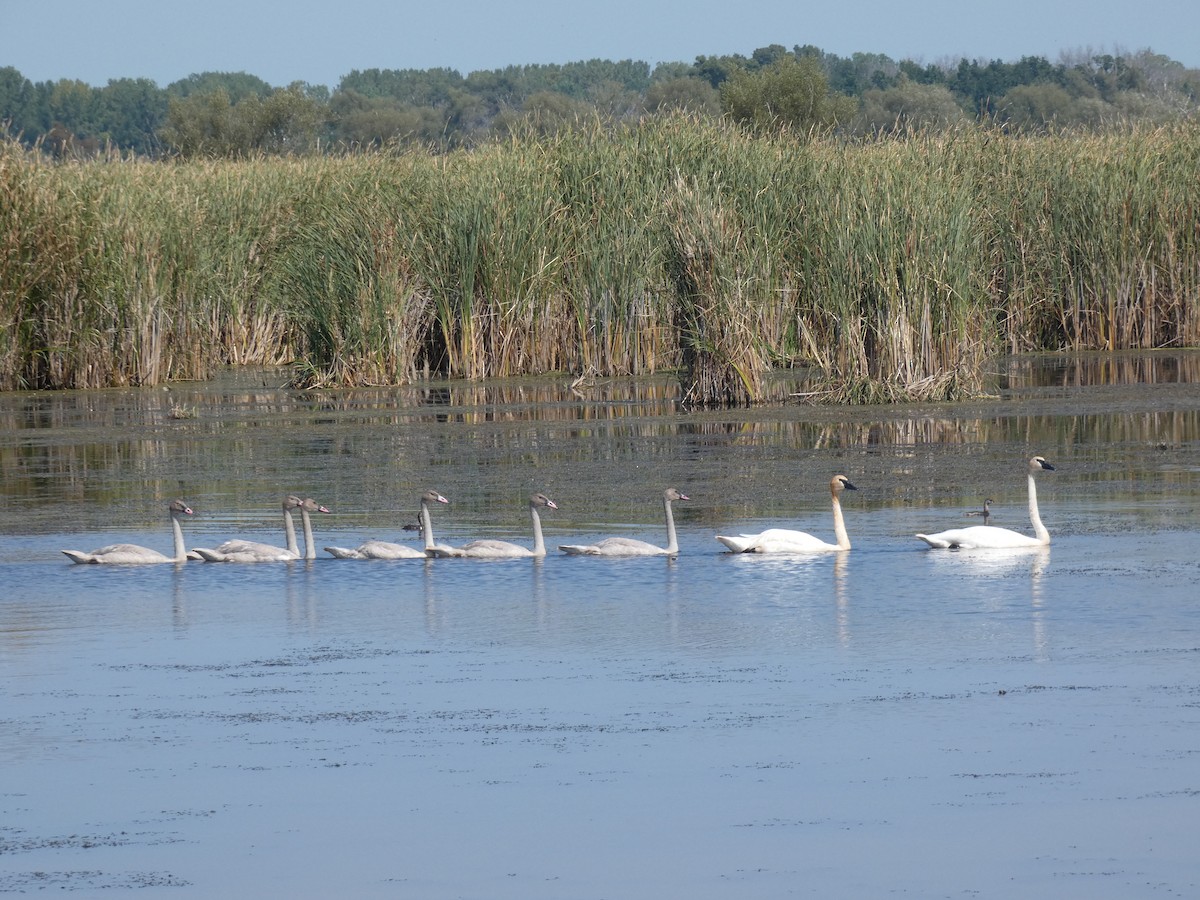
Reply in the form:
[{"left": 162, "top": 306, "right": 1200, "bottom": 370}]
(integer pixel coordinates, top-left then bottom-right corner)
[{"left": 2, "top": 44, "right": 1198, "bottom": 158}]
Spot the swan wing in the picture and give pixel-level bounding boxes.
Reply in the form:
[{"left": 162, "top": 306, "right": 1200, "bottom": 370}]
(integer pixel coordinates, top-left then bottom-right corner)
[
  {"left": 715, "top": 533, "right": 757, "bottom": 553},
  {"left": 96, "top": 544, "right": 172, "bottom": 564},
  {"left": 326, "top": 540, "right": 427, "bottom": 560},
  {"left": 360, "top": 540, "right": 427, "bottom": 559},
  {"left": 558, "top": 543, "right": 597, "bottom": 555},
  {"left": 718, "top": 529, "right": 837, "bottom": 553},
  {"left": 324, "top": 545, "right": 366, "bottom": 559},
  {"left": 62, "top": 543, "right": 171, "bottom": 565},
  {"left": 755, "top": 529, "right": 840, "bottom": 553},
  {"left": 193, "top": 539, "right": 297, "bottom": 562},
  {"left": 214, "top": 539, "right": 285, "bottom": 555},
  {"left": 916, "top": 526, "right": 1042, "bottom": 550},
  {"left": 453, "top": 540, "right": 533, "bottom": 559},
  {"left": 560, "top": 537, "right": 666, "bottom": 556},
  {"left": 915, "top": 532, "right": 954, "bottom": 549}
]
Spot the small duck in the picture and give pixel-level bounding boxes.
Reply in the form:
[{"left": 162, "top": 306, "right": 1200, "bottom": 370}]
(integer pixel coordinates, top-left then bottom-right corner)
[{"left": 965, "top": 498, "right": 994, "bottom": 526}]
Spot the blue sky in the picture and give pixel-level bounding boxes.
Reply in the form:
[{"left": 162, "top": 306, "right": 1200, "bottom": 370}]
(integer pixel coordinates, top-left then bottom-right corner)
[{"left": 5, "top": 0, "right": 1199, "bottom": 88}]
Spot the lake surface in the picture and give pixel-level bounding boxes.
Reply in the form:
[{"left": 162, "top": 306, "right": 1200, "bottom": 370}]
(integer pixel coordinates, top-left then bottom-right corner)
[{"left": 2, "top": 353, "right": 1199, "bottom": 898}]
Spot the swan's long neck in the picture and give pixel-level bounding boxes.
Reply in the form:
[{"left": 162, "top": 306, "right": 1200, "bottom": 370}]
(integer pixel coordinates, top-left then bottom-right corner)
[
  {"left": 419, "top": 501, "right": 435, "bottom": 551},
  {"left": 283, "top": 508, "right": 299, "bottom": 557},
  {"left": 299, "top": 508, "right": 315, "bottom": 559},
  {"left": 663, "top": 497, "right": 679, "bottom": 554},
  {"left": 530, "top": 505, "right": 546, "bottom": 557},
  {"left": 831, "top": 490, "right": 851, "bottom": 550},
  {"left": 170, "top": 510, "right": 187, "bottom": 562},
  {"left": 1027, "top": 472, "right": 1050, "bottom": 544}
]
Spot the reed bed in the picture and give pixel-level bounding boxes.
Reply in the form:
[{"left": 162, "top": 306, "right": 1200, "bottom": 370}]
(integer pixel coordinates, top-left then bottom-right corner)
[{"left": 2, "top": 121, "right": 1198, "bottom": 402}]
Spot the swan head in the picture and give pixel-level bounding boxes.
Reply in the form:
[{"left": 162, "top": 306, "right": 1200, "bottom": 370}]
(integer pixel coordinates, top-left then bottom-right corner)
[
  {"left": 1029, "top": 456, "right": 1055, "bottom": 473},
  {"left": 664, "top": 488, "right": 690, "bottom": 503},
  {"left": 283, "top": 495, "right": 303, "bottom": 510},
  {"left": 530, "top": 493, "right": 558, "bottom": 510},
  {"left": 830, "top": 475, "right": 857, "bottom": 494},
  {"left": 300, "top": 498, "right": 331, "bottom": 514},
  {"left": 422, "top": 490, "right": 450, "bottom": 506},
  {"left": 169, "top": 499, "right": 194, "bottom": 516}
]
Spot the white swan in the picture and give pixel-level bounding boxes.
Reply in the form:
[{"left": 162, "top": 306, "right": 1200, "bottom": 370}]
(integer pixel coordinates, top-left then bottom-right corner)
[
  {"left": 716, "top": 475, "right": 858, "bottom": 553},
  {"left": 916, "top": 456, "right": 1055, "bottom": 549},
  {"left": 325, "top": 490, "right": 449, "bottom": 559},
  {"left": 559, "top": 488, "right": 689, "bottom": 556},
  {"left": 192, "top": 495, "right": 330, "bottom": 562},
  {"left": 430, "top": 493, "right": 558, "bottom": 558},
  {"left": 63, "top": 499, "right": 195, "bottom": 564}
]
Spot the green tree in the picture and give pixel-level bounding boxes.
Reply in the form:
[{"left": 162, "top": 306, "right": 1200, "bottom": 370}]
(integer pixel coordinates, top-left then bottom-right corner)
[
  {"left": 0, "top": 67, "right": 39, "bottom": 140},
  {"left": 462, "top": 68, "right": 523, "bottom": 118},
  {"left": 337, "top": 67, "right": 463, "bottom": 106},
  {"left": 751, "top": 44, "right": 791, "bottom": 69},
  {"left": 719, "top": 55, "right": 856, "bottom": 132},
  {"left": 1124, "top": 50, "right": 1197, "bottom": 109},
  {"left": 1109, "top": 90, "right": 1180, "bottom": 124},
  {"left": 586, "top": 79, "right": 641, "bottom": 122},
  {"left": 649, "top": 61, "right": 694, "bottom": 82},
  {"left": 46, "top": 80, "right": 97, "bottom": 130},
  {"left": 856, "top": 77, "right": 966, "bottom": 133},
  {"left": 41, "top": 79, "right": 102, "bottom": 155},
  {"left": 947, "top": 55, "right": 1064, "bottom": 116},
  {"left": 159, "top": 90, "right": 239, "bottom": 156},
  {"left": 166, "top": 71, "right": 273, "bottom": 103},
  {"left": 445, "top": 88, "right": 494, "bottom": 146},
  {"left": 237, "top": 84, "right": 323, "bottom": 154},
  {"left": 329, "top": 90, "right": 401, "bottom": 146},
  {"left": 692, "top": 53, "right": 749, "bottom": 88},
  {"left": 97, "top": 78, "right": 168, "bottom": 155},
  {"left": 898, "top": 59, "right": 949, "bottom": 86},
  {"left": 643, "top": 77, "right": 720, "bottom": 115},
  {"left": 998, "top": 83, "right": 1081, "bottom": 129},
  {"left": 554, "top": 59, "right": 652, "bottom": 97},
  {"left": 161, "top": 85, "right": 324, "bottom": 156},
  {"left": 492, "top": 91, "right": 591, "bottom": 138},
  {"left": 1070, "top": 54, "right": 1143, "bottom": 101},
  {"left": 805, "top": 48, "right": 901, "bottom": 96}
]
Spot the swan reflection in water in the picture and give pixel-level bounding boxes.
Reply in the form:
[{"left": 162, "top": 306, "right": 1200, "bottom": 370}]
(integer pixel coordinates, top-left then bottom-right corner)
[{"left": 923, "top": 545, "right": 1051, "bottom": 659}]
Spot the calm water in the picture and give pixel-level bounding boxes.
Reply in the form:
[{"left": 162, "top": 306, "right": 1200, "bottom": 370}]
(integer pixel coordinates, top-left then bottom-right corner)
[{"left": 2, "top": 353, "right": 1199, "bottom": 898}]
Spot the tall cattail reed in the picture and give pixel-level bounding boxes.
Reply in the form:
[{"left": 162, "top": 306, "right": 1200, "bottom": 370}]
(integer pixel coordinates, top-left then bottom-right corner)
[
  {"left": 3, "top": 121, "right": 1199, "bottom": 403},
  {"left": 666, "top": 173, "right": 770, "bottom": 407},
  {"left": 984, "top": 127, "right": 1200, "bottom": 353},
  {"left": 790, "top": 132, "right": 993, "bottom": 401}
]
